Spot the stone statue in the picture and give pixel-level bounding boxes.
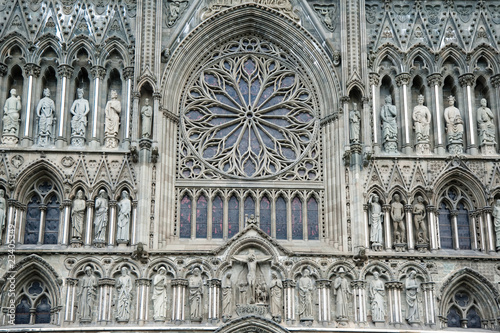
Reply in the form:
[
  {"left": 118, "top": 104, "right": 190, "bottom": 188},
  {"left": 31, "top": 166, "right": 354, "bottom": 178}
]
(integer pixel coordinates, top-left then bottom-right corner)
[
  {"left": 2, "top": 88, "right": 21, "bottom": 137},
  {"left": 36, "top": 88, "right": 56, "bottom": 146},
  {"left": 270, "top": 273, "right": 283, "bottom": 322},
  {"left": 444, "top": 95, "right": 464, "bottom": 154},
  {"left": 391, "top": 194, "right": 406, "bottom": 244},
  {"left": 413, "top": 94, "right": 431, "bottom": 154},
  {"left": 369, "top": 271, "right": 385, "bottom": 322},
  {"left": 152, "top": 267, "right": 168, "bottom": 321},
  {"left": 333, "top": 267, "right": 352, "bottom": 320},
  {"left": 413, "top": 196, "right": 428, "bottom": 245},
  {"left": 131, "top": 242, "right": 149, "bottom": 264},
  {"left": 116, "top": 267, "right": 133, "bottom": 321},
  {"left": 349, "top": 103, "right": 361, "bottom": 143},
  {"left": 0, "top": 190, "right": 6, "bottom": 245},
  {"left": 78, "top": 266, "right": 97, "bottom": 322},
  {"left": 93, "top": 189, "right": 108, "bottom": 244},
  {"left": 491, "top": 199, "right": 500, "bottom": 250},
  {"left": 238, "top": 281, "right": 248, "bottom": 305},
  {"left": 222, "top": 273, "right": 232, "bottom": 321},
  {"left": 70, "top": 88, "right": 90, "bottom": 146},
  {"left": 189, "top": 267, "right": 203, "bottom": 321},
  {"left": 405, "top": 270, "right": 420, "bottom": 324},
  {"left": 380, "top": 95, "right": 398, "bottom": 153},
  {"left": 71, "top": 190, "right": 86, "bottom": 240},
  {"left": 116, "top": 190, "right": 131, "bottom": 244},
  {"left": 104, "top": 90, "right": 121, "bottom": 148},
  {"left": 297, "top": 267, "right": 314, "bottom": 320},
  {"left": 141, "top": 98, "right": 152, "bottom": 138},
  {"left": 232, "top": 249, "right": 272, "bottom": 303},
  {"left": 477, "top": 98, "right": 496, "bottom": 147},
  {"left": 368, "top": 194, "right": 383, "bottom": 250},
  {"left": 256, "top": 282, "right": 268, "bottom": 304}
]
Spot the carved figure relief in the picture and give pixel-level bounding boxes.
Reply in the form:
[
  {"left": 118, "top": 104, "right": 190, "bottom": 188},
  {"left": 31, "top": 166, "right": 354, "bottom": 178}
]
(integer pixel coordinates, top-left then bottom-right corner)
[
  {"left": 477, "top": 98, "right": 496, "bottom": 148},
  {"left": 70, "top": 88, "right": 90, "bottom": 146},
  {"left": 0, "top": 189, "right": 5, "bottom": 245},
  {"left": 36, "top": 88, "right": 56, "bottom": 146},
  {"left": 116, "top": 190, "right": 131, "bottom": 244},
  {"left": 269, "top": 272, "right": 282, "bottom": 322},
  {"left": 165, "top": 0, "right": 189, "bottom": 27},
  {"left": 203, "top": 0, "right": 299, "bottom": 22},
  {"left": 188, "top": 267, "right": 204, "bottom": 321},
  {"left": 71, "top": 190, "right": 86, "bottom": 242},
  {"left": 222, "top": 273, "right": 233, "bottom": 321},
  {"left": 152, "top": 267, "right": 169, "bottom": 321},
  {"left": 312, "top": 4, "right": 337, "bottom": 32},
  {"left": 297, "top": 267, "right": 314, "bottom": 320},
  {"left": 413, "top": 94, "right": 431, "bottom": 154},
  {"left": 141, "top": 98, "right": 152, "bottom": 138},
  {"left": 413, "top": 196, "right": 429, "bottom": 247},
  {"left": 104, "top": 90, "right": 121, "bottom": 148},
  {"left": 405, "top": 270, "right": 420, "bottom": 325},
  {"left": 78, "top": 266, "right": 98, "bottom": 322},
  {"left": 391, "top": 194, "right": 406, "bottom": 245},
  {"left": 93, "top": 189, "right": 109, "bottom": 246},
  {"left": 369, "top": 271, "right": 385, "bottom": 322},
  {"left": 492, "top": 199, "right": 500, "bottom": 251},
  {"left": 233, "top": 249, "right": 271, "bottom": 304},
  {"left": 333, "top": 267, "right": 352, "bottom": 321},
  {"left": 116, "top": 267, "right": 133, "bottom": 322},
  {"left": 380, "top": 95, "right": 398, "bottom": 153},
  {"left": 444, "top": 95, "right": 464, "bottom": 154},
  {"left": 2, "top": 88, "right": 21, "bottom": 144},
  {"left": 368, "top": 194, "right": 383, "bottom": 251},
  {"left": 349, "top": 103, "right": 361, "bottom": 143}
]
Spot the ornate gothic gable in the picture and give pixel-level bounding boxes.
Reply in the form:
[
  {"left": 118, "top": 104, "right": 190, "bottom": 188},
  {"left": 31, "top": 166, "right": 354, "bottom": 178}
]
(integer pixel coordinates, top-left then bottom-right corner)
[{"left": 0, "top": 0, "right": 30, "bottom": 40}]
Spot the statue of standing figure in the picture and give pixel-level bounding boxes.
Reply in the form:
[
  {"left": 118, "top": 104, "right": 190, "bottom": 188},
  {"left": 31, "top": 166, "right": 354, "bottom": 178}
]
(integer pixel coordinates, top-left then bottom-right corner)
[
  {"left": 405, "top": 270, "right": 420, "bottom": 324},
  {"left": 368, "top": 194, "right": 383, "bottom": 251},
  {"left": 71, "top": 190, "right": 86, "bottom": 241},
  {"left": 93, "top": 189, "right": 108, "bottom": 245},
  {"left": 349, "top": 103, "right": 361, "bottom": 143},
  {"left": 2, "top": 89, "right": 21, "bottom": 143},
  {"left": 152, "top": 267, "right": 169, "bottom": 321},
  {"left": 141, "top": 98, "right": 152, "bottom": 138},
  {"left": 333, "top": 267, "right": 352, "bottom": 321},
  {"left": 70, "top": 88, "right": 90, "bottom": 146},
  {"left": 116, "top": 190, "right": 131, "bottom": 244},
  {"left": 232, "top": 249, "right": 272, "bottom": 304},
  {"left": 391, "top": 194, "right": 406, "bottom": 244},
  {"left": 78, "top": 266, "right": 97, "bottom": 322},
  {"left": 36, "top": 88, "right": 56, "bottom": 146},
  {"left": 189, "top": 267, "right": 204, "bottom": 321},
  {"left": 380, "top": 95, "right": 398, "bottom": 153},
  {"left": 104, "top": 90, "right": 121, "bottom": 148},
  {"left": 270, "top": 272, "right": 283, "bottom": 322},
  {"left": 444, "top": 95, "right": 464, "bottom": 154},
  {"left": 491, "top": 199, "right": 500, "bottom": 251},
  {"left": 477, "top": 98, "right": 496, "bottom": 148},
  {"left": 0, "top": 190, "right": 5, "bottom": 245},
  {"left": 413, "top": 196, "right": 428, "bottom": 245},
  {"left": 413, "top": 95, "right": 431, "bottom": 143},
  {"left": 297, "top": 267, "right": 314, "bottom": 320},
  {"left": 116, "top": 267, "right": 133, "bottom": 322},
  {"left": 369, "top": 271, "right": 385, "bottom": 322},
  {"left": 222, "top": 273, "right": 233, "bottom": 321}
]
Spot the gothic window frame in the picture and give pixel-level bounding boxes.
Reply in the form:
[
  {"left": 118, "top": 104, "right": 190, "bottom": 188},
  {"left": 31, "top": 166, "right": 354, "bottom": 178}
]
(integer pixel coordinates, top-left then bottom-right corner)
[
  {"left": 445, "top": 288, "right": 484, "bottom": 329},
  {"left": 14, "top": 278, "right": 53, "bottom": 325}
]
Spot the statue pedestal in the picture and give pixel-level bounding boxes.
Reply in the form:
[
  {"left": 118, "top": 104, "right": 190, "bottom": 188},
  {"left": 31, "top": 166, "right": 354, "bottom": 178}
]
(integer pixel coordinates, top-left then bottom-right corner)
[
  {"left": 383, "top": 139, "right": 398, "bottom": 154},
  {"left": 415, "top": 142, "right": 431, "bottom": 155},
  {"left": 71, "top": 135, "right": 86, "bottom": 147},
  {"left": 190, "top": 316, "right": 202, "bottom": 323},
  {"left": 93, "top": 240, "right": 106, "bottom": 248},
  {"left": 1, "top": 134, "right": 18, "bottom": 145},
  {"left": 408, "top": 320, "right": 421, "bottom": 327},
  {"left": 299, "top": 317, "right": 314, "bottom": 325},
  {"left": 480, "top": 144, "right": 496, "bottom": 155},
  {"left": 117, "top": 239, "right": 128, "bottom": 247},
  {"left": 371, "top": 242, "right": 383, "bottom": 251},
  {"left": 104, "top": 136, "right": 119, "bottom": 149},
  {"left": 447, "top": 143, "right": 463, "bottom": 154},
  {"left": 393, "top": 243, "right": 407, "bottom": 252},
  {"left": 70, "top": 238, "right": 83, "bottom": 248},
  {"left": 416, "top": 243, "right": 429, "bottom": 253},
  {"left": 80, "top": 317, "right": 91, "bottom": 324},
  {"left": 38, "top": 134, "right": 51, "bottom": 147}
]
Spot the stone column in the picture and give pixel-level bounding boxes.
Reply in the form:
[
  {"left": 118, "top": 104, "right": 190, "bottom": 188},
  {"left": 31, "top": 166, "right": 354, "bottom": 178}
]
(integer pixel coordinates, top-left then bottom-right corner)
[
  {"left": 405, "top": 204, "right": 414, "bottom": 251},
  {"left": 171, "top": 278, "right": 188, "bottom": 323},
  {"left": 369, "top": 73, "right": 381, "bottom": 153},
  {"left": 97, "top": 278, "right": 115, "bottom": 323},
  {"left": 14, "top": 202, "right": 25, "bottom": 244},
  {"left": 427, "top": 205, "right": 438, "bottom": 252},
  {"left": 21, "top": 63, "right": 41, "bottom": 146},
  {"left": 427, "top": 73, "right": 445, "bottom": 154},
  {"left": 363, "top": 204, "right": 370, "bottom": 248},
  {"left": 84, "top": 200, "right": 94, "bottom": 247},
  {"left": 90, "top": 66, "right": 106, "bottom": 148},
  {"left": 283, "top": 279, "right": 296, "bottom": 324},
  {"left": 450, "top": 210, "right": 459, "bottom": 250},
  {"left": 135, "top": 278, "right": 150, "bottom": 324},
  {"left": 341, "top": 95, "right": 350, "bottom": 148},
  {"left": 5, "top": 199, "right": 16, "bottom": 245},
  {"left": 132, "top": 91, "right": 141, "bottom": 142},
  {"left": 351, "top": 280, "right": 367, "bottom": 323},
  {"left": 458, "top": 73, "right": 477, "bottom": 154},
  {"left": 37, "top": 205, "right": 47, "bottom": 244},
  {"left": 477, "top": 210, "right": 486, "bottom": 252},
  {"left": 470, "top": 211, "right": 479, "bottom": 251},
  {"left": 396, "top": 73, "right": 411, "bottom": 153},
  {"left": 483, "top": 206, "right": 496, "bottom": 253},
  {"left": 386, "top": 281, "right": 403, "bottom": 327},
  {"left": 64, "top": 278, "right": 79, "bottom": 322},
  {"left": 107, "top": 200, "right": 117, "bottom": 247},
  {"left": 421, "top": 282, "right": 436, "bottom": 327},
  {"left": 131, "top": 200, "right": 138, "bottom": 245},
  {"left": 122, "top": 67, "right": 134, "bottom": 148},
  {"left": 316, "top": 279, "right": 331, "bottom": 323},
  {"left": 208, "top": 279, "right": 221, "bottom": 323},
  {"left": 61, "top": 200, "right": 72, "bottom": 246},
  {"left": 491, "top": 74, "right": 500, "bottom": 154},
  {"left": 56, "top": 64, "right": 74, "bottom": 147},
  {"left": 383, "top": 204, "right": 391, "bottom": 250}
]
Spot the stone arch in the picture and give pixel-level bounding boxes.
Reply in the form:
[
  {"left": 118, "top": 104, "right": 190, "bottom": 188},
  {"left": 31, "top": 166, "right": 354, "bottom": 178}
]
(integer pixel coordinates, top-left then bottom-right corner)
[
  {"left": 66, "top": 38, "right": 96, "bottom": 66},
  {"left": 438, "top": 47, "right": 466, "bottom": 74},
  {"left": 70, "top": 258, "right": 104, "bottom": 279},
  {"left": 406, "top": 46, "right": 435, "bottom": 74},
  {"left": 100, "top": 38, "right": 131, "bottom": 66},
  {"left": 226, "top": 236, "right": 281, "bottom": 262},
  {"left": 14, "top": 159, "right": 65, "bottom": 201},
  {"left": 0, "top": 35, "right": 29, "bottom": 63},
  {"left": 373, "top": 46, "right": 402, "bottom": 74},
  {"left": 432, "top": 169, "right": 487, "bottom": 208},
  {"left": 214, "top": 315, "right": 290, "bottom": 333},
  {"left": 361, "top": 261, "right": 394, "bottom": 280},
  {"left": 396, "top": 262, "right": 431, "bottom": 282},
  {"left": 470, "top": 46, "right": 499, "bottom": 74}
]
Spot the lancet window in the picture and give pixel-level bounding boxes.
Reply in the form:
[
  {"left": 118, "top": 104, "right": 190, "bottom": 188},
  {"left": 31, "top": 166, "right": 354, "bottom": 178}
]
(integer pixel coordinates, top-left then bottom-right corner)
[
  {"left": 446, "top": 290, "right": 483, "bottom": 329},
  {"left": 15, "top": 279, "right": 52, "bottom": 325}
]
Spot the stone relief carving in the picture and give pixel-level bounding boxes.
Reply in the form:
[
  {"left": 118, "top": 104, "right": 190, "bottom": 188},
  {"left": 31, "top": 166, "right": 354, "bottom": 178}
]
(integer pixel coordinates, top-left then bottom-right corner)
[
  {"left": 412, "top": 94, "right": 431, "bottom": 154},
  {"left": 297, "top": 267, "right": 314, "bottom": 321},
  {"left": 349, "top": 103, "right": 360, "bottom": 143},
  {"left": 269, "top": 272, "right": 282, "bottom": 322},
  {"left": 233, "top": 249, "right": 272, "bottom": 304},
  {"left": 36, "top": 88, "right": 56, "bottom": 147},
  {"left": 312, "top": 4, "right": 337, "bottom": 32},
  {"left": 368, "top": 193, "right": 383, "bottom": 251},
  {"left": 104, "top": 90, "right": 121, "bottom": 149},
  {"left": 165, "top": 0, "right": 189, "bottom": 27},
  {"left": 405, "top": 270, "right": 420, "bottom": 326},
  {"left": 2, "top": 88, "right": 21, "bottom": 145},
  {"left": 93, "top": 189, "right": 109, "bottom": 247},
  {"left": 10, "top": 154, "right": 24, "bottom": 168},
  {"left": 188, "top": 267, "right": 204, "bottom": 321},
  {"left": 0, "top": 189, "right": 5, "bottom": 245},
  {"left": 492, "top": 199, "right": 500, "bottom": 251},
  {"left": 78, "top": 265, "right": 98, "bottom": 323},
  {"left": 477, "top": 98, "right": 496, "bottom": 153},
  {"left": 116, "top": 190, "right": 131, "bottom": 245},
  {"left": 369, "top": 271, "right": 385, "bottom": 323},
  {"left": 413, "top": 196, "right": 429, "bottom": 250},
  {"left": 391, "top": 194, "right": 406, "bottom": 248},
  {"left": 222, "top": 273, "right": 233, "bottom": 322},
  {"left": 70, "top": 88, "right": 90, "bottom": 147},
  {"left": 141, "top": 98, "right": 152, "bottom": 138},
  {"left": 116, "top": 267, "right": 133, "bottom": 322},
  {"left": 380, "top": 95, "right": 398, "bottom": 153},
  {"left": 152, "top": 266, "right": 169, "bottom": 321},
  {"left": 444, "top": 95, "right": 464, "bottom": 154},
  {"left": 71, "top": 190, "right": 86, "bottom": 243},
  {"left": 333, "top": 267, "right": 352, "bottom": 322},
  {"left": 203, "top": 0, "right": 300, "bottom": 22},
  {"left": 365, "top": 4, "right": 378, "bottom": 24}
]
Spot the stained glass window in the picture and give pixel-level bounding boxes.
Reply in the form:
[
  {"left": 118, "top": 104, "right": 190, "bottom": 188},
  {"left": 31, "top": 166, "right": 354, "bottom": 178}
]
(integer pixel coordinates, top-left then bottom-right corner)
[
  {"left": 228, "top": 195, "right": 239, "bottom": 238},
  {"left": 276, "top": 196, "right": 287, "bottom": 239},
  {"left": 438, "top": 203, "right": 453, "bottom": 249},
  {"left": 260, "top": 196, "right": 271, "bottom": 236},
  {"left": 15, "top": 297, "right": 31, "bottom": 324},
  {"left": 43, "top": 195, "right": 60, "bottom": 244},
  {"left": 180, "top": 195, "right": 192, "bottom": 238},
  {"left": 212, "top": 195, "right": 223, "bottom": 238},
  {"left": 466, "top": 308, "right": 481, "bottom": 328},
  {"left": 456, "top": 202, "right": 471, "bottom": 250},
  {"left": 307, "top": 197, "right": 318, "bottom": 240},
  {"left": 196, "top": 195, "right": 208, "bottom": 238},
  {"left": 244, "top": 196, "right": 255, "bottom": 222},
  {"left": 25, "top": 195, "right": 41, "bottom": 244},
  {"left": 447, "top": 306, "right": 461, "bottom": 327},
  {"left": 292, "top": 196, "right": 303, "bottom": 240},
  {"left": 35, "top": 296, "right": 51, "bottom": 324}
]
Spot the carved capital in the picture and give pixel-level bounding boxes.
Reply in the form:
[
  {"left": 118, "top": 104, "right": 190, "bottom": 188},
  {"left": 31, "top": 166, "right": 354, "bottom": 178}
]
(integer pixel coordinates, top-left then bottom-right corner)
[
  {"left": 340, "top": 96, "right": 350, "bottom": 104},
  {"left": 361, "top": 97, "right": 371, "bottom": 106},
  {"left": 208, "top": 279, "right": 221, "bottom": 288},
  {"left": 132, "top": 91, "right": 141, "bottom": 100},
  {"left": 39, "top": 204, "right": 47, "bottom": 212},
  {"left": 369, "top": 72, "right": 380, "bottom": 86},
  {"left": 109, "top": 200, "right": 117, "bottom": 208},
  {"left": 458, "top": 73, "right": 475, "bottom": 87},
  {"left": 171, "top": 278, "right": 188, "bottom": 287},
  {"left": 491, "top": 74, "right": 500, "bottom": 88},
  {"left": 395, "top": 73, "right": 411, "bottom": 87},
  {"left": 153, "top": 92, "right": 162, "bottom": 100},
  {"left": 316, "top": 279, "right": 332, "bottom": 288},
  {"left": 421, "top": 282, "right": 435, "bottom": 291},
  {"left": 450, "top": 210, "right": 458, "bottom": 217},
  {"left": 98, "top": 278, "right": 116, "bottom": 286},
  {"left": 385, "top": 281, "right": 404, "bottom": 290},
  {"left": 483, "top": 206, "right": 492, "bottom": 214},
  {"left": 57, "top": 64, "right": 74, "bottom": 78},
  {"left": 123, "top": 66, "right": 134, "bottom": 80},
  {"left": 63, "top": 200, "right": 72, "bottom": 207},
  {"left": 135, "top": 278, "right": 151, "bottom": 287},
  {"left": 0, "top": 63, "right": 7, "bottom": 76},
  {"left": 24, "top": 63, "right": 41, "bottom": 78},
  {"left": 427, "top": 73, "right": 443, "bottom": 87},
  {"left": 66, "top": 278, "right": 79, "bottom": 286},
  {"left": 404, "top": 204, "right": 413, "bottom": 213},
  {"left": 350, "top": 280, "right": 367, "bottom": 289},
  {"left": 90, "top": 66, "right": 106, "bottom": 80},
  {"left": 86, "top": 200, "right": 95, "bottom": 208},
  {"left": 282, "top": 279, "right": 296, "bottom": 288},
  {"left": 382, "top": 204, "right": 391, "bottom": 212}
]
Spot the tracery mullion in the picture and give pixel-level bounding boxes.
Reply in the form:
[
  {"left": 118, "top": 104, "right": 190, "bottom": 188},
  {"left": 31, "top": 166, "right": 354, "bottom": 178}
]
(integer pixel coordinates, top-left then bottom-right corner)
[
  {"left": 207, "top": 194, "right": 213, "bottom": 240},
  {"left": 286, "top": 192, "right": 292, "bottom": 241}
]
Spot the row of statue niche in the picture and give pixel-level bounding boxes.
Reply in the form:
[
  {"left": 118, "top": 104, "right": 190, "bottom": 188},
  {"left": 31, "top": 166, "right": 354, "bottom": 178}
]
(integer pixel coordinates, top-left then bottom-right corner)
[
  {"left": 1, "top": 88, "right": 153, "bottom": 147},
  {"left": 75, "top": 263, "right": 422, "bottom": 326},
  {"left": 71, "top": 189, "right": 131, "bottom": 245},
  {"left": 368, "top": 194, "right": 429, "bottom": 251},
  {"left": 347, "top": 95, "right": 497, "bottom": 154}
]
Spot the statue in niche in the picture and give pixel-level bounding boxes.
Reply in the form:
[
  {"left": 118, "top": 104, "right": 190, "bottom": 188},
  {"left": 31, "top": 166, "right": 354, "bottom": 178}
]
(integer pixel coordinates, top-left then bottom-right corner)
[
  {"left": 256, "top": 281, "right": 268, "bottom": 304},
  {"left": 391, "top": 194, "right": 406, "bottom": 244},
  {"left": 238, "top": 281, "right": 248, "bottom": 305},
  {"left": 70, "top": 88, "right": 90, "bottom": 146},
  {"left": 349, "top": 103, "right": 361, "bottom": 143},
  {"left": 141, "top": 98, "right": 152, "bottom": 138},
  {"left": 297, "top": 267, "right": 314, "bottom": 320},
  {"left": 368, "top": 194, "right": 383, "bottom": 251},
  {"left": 222, "top": 273, "right": 232, "bottom": 322},
  {"left": 270, "top": 273, "right": 283, "bottom": 322},
  {"left": 36, "top": 88, "right": 56, "bottom": 146},
  {"left": 491, "top": 199, "right": 500, "bottom": 250},
  {"left": 444, "top": 95, "right": 464, "bottom": 153},
  {"left": 477, "top": 98, "right": 496, "bottom": 146},
  {"left": 232, "top": 249, "right": 272, "bottom": 304},
  {"left": 380, "top": 95, "right": 398, "bottom": 153},
  {"left": 71, "top": 190, "right": 86, "bottom": 241},
  {"left": 116, "top": 190, "right": 131, "bottom": 244},
  {"left": 152, "top": 267, "right": 168, "bottom": 321},
  {"left": 116, "top": 267, "right": 133, "bottom": 321},
  {"left": 104, "top": 90, "right": 121, "bottom": 148},
  {"left": 78, "top": 266, "right": 97, "bottom": 322},
  {"left": 369, "top": 271, "right": 385, "bottom": 322},
  {"left": 188, "top": 267, "right": 204, "bottom": 321},
  {"left": 0, "top": 190, "right": 5, "bottom": 245},
  {"left": 2, "top": 88, "right": 21, "bottom": 137},
  {"left": 412, "top": 94, "right": 431, "bottom": 143},
  {"left": 413, "top": 196, "right": 429, "bottom": 245},
  {"left": 333, "top": 267, "right": 352, "bottom": 320},
  {"left": 405, "top": 270, "right": 420, "bottom": 324},
  {"left": 93, "top": 189, "right": 108, "bottom": 245}
]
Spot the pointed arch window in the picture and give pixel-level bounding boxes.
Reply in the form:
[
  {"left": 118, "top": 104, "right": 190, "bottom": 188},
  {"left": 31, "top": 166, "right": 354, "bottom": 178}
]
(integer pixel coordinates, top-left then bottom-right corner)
[
  {"left": 212, "top": 195, "right": 223, "bottom": 238},
  {"left": 260, "top": 196, "right": 271, "bottom": 236},
  {"left": 180, "top": 194, "right": 192, "bottom": 238},
  {"left": 291, "top": 196, "right": 303, "bottom": 240},
  {"left": 15, "top": 279, "right": 52, "bottom": 325},
  {"left": 446, "top": 290, "right": 483, "bottom": 329},
  {"left": 456, "top": 202, "right": 471, "bottom": 250},
  {"left": 196, "top": 195, "right": 208, "bottom": 238},
  {"left": 307, "top": 197, "right": 319, "bottom": 240},
  {"left": 244, "top": 196, "right": 255, "bottom": 222},
  {"left": 276, "top": 196, "right": 287, "bottom": 239},
  {"left": 438, "top": 203, "right": 453, "bottom": 249},
  {"left": 228, "top": 195, "right": 239, "bottom": 238}
]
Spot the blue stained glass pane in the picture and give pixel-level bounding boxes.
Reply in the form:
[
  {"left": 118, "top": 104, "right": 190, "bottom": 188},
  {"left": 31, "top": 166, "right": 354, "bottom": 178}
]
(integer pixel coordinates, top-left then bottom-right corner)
[
  {"left": 447, "top": 307, "right": 461, "bottom": 327},
  {"left": 276, "top": 197, "right": 287, "bottom": 239},
  {"left": 28, "top": 281, "right": 43, "bottom": 295},
  {"left": 243, "top": 58, "right": 256, "bottom": 75},
  {"left": 257, "top": 85, "right": 275, "bottom": 106},
  {"left": 25, "top": 195, "right": 41, "bottom": 244},
  {"left": 196, "top": 195, "right": 208, "bottom": 238},
  {"left": 180, "top": 195, "right": 192, "bottom": 238},
  {"left": 457, "top": 203, "right": 471, "bottom": 250},
  {"left": 44, "top": 195, "right": 60, "bottom": 244},
  {"left": 467, "top": 308, "right": 481, "bottom": 328},
  {"left": 280, "top": 75, "right": 295, "bottom": 88},
  {"left": 292, "top": 197, "right": 303, "bottom": 240},
  {"left": 244, "top": 159, "right": 256, "bottom": 177},
  {"left": 439, "top": 203, "right": 453, "bottom": 249},
  {"left": 186, "top": 110, "right": 204, "bottom": 121},
  {"left": 307, "top": 197, "right": 319, "bottom": 240},
  {"left": 244, "top": 196, "right": 255, "bottom": 220},
  {"left": 204, "top": 73, "right": 220, "bottom": 87},
  {"left": 212, "top": 196, "right": 223, "bottom": 239},
  {"left": 260, "top": 196, "right": 271, "bottom": 236},
  {"left": 15, "top": 297, "right": 31, "bottom": 324},
  {"left": 35, "top": 297, "right": 51, "bottom": 324},
  {"left": 38, "top": 181, "right": 52, "bottom": 195},
  {"left": 228, "top": 196, "right": 239, "bottom": 238},
  {"left": 250, "top": 128, "right": 261, "bottom": 154},
  {"left": 250, "top": 78, "right": 261, "bottom": 105}
]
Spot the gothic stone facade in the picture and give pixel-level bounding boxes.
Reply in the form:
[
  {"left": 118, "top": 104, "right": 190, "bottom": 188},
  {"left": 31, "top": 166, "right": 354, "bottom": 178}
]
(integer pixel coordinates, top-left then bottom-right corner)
[{"left": 0, "top": 1, "right": 500, "bottom": 333}]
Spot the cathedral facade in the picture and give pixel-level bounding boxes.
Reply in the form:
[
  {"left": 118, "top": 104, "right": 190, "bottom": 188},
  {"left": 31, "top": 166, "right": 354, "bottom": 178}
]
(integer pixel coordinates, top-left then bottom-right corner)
[{"left": 1, "top": 0, "right": 500, "bottom": 332}]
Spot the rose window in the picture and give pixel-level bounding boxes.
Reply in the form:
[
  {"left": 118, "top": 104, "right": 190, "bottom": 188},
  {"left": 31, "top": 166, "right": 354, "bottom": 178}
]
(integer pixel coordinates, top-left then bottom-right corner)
[{"left": 181, "top": 51, "right": 318, "bottom": 179}]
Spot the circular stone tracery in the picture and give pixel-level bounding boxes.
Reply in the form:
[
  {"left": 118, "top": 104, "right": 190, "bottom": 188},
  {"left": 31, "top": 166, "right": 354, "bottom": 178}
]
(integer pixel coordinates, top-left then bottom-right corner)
[{"left": 181, "top": 47, "right": 319, "bottom": 179}]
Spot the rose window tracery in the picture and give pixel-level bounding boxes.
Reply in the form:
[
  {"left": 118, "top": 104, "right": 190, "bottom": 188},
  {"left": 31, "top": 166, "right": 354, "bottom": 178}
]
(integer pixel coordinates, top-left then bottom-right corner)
[{"left": 181, "top": 39, "right": 319, "bottom": 179}]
